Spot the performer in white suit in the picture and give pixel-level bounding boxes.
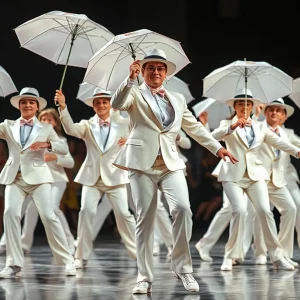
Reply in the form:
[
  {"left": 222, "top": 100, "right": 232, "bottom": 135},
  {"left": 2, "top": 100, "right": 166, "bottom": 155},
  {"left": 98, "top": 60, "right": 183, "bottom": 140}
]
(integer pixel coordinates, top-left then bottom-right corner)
[
  {"left": 279, "top": 107, "right": 300, "bottom": 248},
  {"left": 20, "top": 108, "right": 75, "bottom": 254},
  {"left": 195, "top": 112, "right": 260, "bottom": 263},
  {"left": 0, "top": 87, "right": 75, "bottom": 278},
  {"left": 111, "top": 48, "right": 236, "bottom": 293},
  {"left": 195, "top": 159, "right": 256, "bottom": 262},
  {"left": 211, "top": 88, "right": 300, "bottom": 271},
  {"left": 55, "top": 88, "right": 136, "bottom": 269},
  {"left": 0, "top": 108, "right": 76, "bottom": 255},
  {"left": 251, "top": 99, "right": 300, "bottom": 266}
]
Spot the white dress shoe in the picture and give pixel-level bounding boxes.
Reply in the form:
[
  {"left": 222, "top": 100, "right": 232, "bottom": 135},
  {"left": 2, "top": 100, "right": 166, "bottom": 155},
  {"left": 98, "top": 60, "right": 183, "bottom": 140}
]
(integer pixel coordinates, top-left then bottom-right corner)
[
  {"left": 0, "top": 266, "right": 22, "bottom": 278},
  {"left": 132, "top": 281, "right": 152, "bottom": 294},
  {"left": 65, "top": 263, "right": 76, "bottom": 276},
  {"left": 255, "top": 255, "right": 267, "bottom": 265},
  {"left": 167, "top": 246, "right": 173, "bottom": 258},
  {"left": 153, "top": 243, "right": 160, "bottom": 256},
  {"left": 173, "top": 272, "right": 199, "bottom": 292},
  {"left": 285, "top": 257, "right": 298, "bottom": 267},
  {"left": 273, "top": 258, "right": 294, "bottom": 271},
  {"left": 74, "top": 259, "right": 87, "bottom": 269},
  {"left": 195, "top": 241, "right": 212, "bottom": 262},
  {"left": 221, "top": 258, "right": 233, "bottom": 271}
]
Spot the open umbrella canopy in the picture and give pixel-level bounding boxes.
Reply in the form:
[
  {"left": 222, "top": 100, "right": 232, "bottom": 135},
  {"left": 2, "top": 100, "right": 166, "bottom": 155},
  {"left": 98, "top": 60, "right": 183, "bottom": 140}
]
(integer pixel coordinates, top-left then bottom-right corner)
[
  {"left": 14, "top": 11, "right": 114, "bottom": 68},
  {"left": 0, "top": 65, "right": 18, "bottom": 97},
  {"left": 288, "top": 77, "right": 300, "bottom": 109},
  {"left": 83, "top": 29, "right": 190, "bottom": 91},
  {"left": 203, "top": 60, "right": 293, "bottom": 103}
]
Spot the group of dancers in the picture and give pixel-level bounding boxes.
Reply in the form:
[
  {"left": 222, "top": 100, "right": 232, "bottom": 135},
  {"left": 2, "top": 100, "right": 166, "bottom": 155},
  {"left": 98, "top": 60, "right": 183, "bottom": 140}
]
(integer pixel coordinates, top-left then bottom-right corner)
[{"left": 0, "top": 47, "right": 299, "bottom": 295}]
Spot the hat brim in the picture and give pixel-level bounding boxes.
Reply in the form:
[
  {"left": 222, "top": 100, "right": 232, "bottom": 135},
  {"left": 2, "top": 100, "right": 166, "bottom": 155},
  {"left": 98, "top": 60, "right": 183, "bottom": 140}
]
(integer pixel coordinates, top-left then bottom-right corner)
[
  {"left": 263, "top": 103, "right": 294, "bottom": 117},
  {"left": 226, "top": 98, "right": 262, "bottom": 110},
  {"left": 140, "top": 58, "right": 176, "bottom": 76},
  {"left": 84, "top": 95, "right": 112, "bottom": 107},
  {"left": 10, "top": 95, "right": 47, "bottom": 111}
]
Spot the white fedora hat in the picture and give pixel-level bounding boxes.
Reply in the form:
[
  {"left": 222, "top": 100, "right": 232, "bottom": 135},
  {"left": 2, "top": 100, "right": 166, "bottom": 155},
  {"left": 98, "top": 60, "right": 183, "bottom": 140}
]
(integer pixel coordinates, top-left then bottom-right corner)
[
  {"left": 140, "top": 48, "right": 176, "bottom": 76},
  {"left": 263, "top": 98, "right": 294, "bottom": 117},
  {"left": 84, "top": 88, "right": 112, "bottom": 107},
  {"left": 10, "top": 87, "right": 47, "bottom": 111},
  {"left": 225, "top": 88, "right": 261, "bottom": 108}
]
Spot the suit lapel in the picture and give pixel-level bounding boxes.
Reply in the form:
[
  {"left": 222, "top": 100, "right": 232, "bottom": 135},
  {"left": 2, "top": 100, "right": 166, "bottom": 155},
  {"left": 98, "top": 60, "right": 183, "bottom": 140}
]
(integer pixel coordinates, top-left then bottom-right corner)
[
  {"left": 139, "top": 83, "right": 163, "bottom": 130},
  {"left": 23, "top": 118, "right": 43, "bottom": 150},
  {"left": 103, "top": 121, "right": 118, "bottom": 152},
  {"left": 232, "top": 117, "right": 249, "bottom": 148},
  {"left": 11, "top": 118, "right": 22, "bottom": 148},
  {"left": 89, "top": 115, "right": 103, "bottom": 152}
]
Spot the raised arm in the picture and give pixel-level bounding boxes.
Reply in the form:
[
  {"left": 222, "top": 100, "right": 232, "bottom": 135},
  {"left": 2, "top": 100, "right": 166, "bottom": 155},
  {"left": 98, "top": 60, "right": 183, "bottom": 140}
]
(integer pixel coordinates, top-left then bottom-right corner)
[
  {"left": 54, "top": 90, "right": 86, "bottom": 139},
  {"left": 111, "top": 60, "right": 141, "bottom": 111},
  {"left": 181, "top": 105, "right": 238, "bottom": 163}
]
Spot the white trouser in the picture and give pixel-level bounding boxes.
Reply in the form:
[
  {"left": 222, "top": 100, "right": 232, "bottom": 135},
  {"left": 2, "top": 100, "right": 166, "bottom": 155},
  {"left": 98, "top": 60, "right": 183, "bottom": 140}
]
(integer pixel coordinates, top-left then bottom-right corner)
[
  {"left": 253, "top": 182, "right": 297, "bottom": 258},
  {"left": 90, "top": 189, "right": 173, "bottom": 248},
  {"left": 200, "top": 191, "right": 255, "bottom": 255},
  {"left": 3, "top": 173, "right": 73, "bottom": 267},
  {"left": 20, "top": 182, "right": 75, "bottom": 252},
  {"left": 287, "top": 180, "right": 300, "bottom": 248},
  {"left": 222, "top": 175, "right": 283, "bottom": 262},
  {"left": 75, "top": 178, "right": 136, "bottom": 260},
  {"left": 129, "top": 159, "right": 193, "bottom": 282},
  {"left": 153, "top": 189, "right": 173, "bottom": 247}
]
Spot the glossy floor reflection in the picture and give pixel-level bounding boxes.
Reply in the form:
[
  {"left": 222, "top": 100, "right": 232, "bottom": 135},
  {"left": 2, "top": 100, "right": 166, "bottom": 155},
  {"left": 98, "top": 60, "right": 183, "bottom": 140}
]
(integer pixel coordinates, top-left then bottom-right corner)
[{"left": 1, "top": 235, "right": 300, "bottom": 299}]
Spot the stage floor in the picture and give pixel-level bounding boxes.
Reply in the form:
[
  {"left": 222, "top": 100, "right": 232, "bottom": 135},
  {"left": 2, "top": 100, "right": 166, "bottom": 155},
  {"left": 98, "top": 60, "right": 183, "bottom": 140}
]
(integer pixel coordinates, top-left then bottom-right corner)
[{"left": 0, "top": 235, "right": 300, "bottom": 299}]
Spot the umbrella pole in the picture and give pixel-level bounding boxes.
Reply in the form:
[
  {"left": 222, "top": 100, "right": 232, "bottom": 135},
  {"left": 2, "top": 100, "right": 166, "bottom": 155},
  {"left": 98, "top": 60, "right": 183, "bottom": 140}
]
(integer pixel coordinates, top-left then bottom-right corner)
[
  {"left": 129, "top": 43, "right": 140, "bottom": 85},
  {"left": 55, "top": 24, "right": 79, "bottom": 106},
  {"left": 244, "top": 64, "right": 248, "bottom": 119}
]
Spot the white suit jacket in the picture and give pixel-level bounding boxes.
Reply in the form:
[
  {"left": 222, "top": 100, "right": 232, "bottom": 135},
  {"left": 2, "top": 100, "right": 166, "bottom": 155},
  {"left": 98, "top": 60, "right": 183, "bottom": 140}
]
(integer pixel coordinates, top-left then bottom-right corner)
[
  {"left": 59, "top": 107, "right": 129, "bottom": 187},
  {"left": 281, "top": 128, "right": 300, "bottom": 183},
  {"left": 211, "top": 116, "right": 300, "bottom": 182},
  {"left": 258, "top": 123, "right": 300, "bottom": 188},
  {"left": 46, "top": 136, "right": 74, "bottom": 182},
  {"left": 0, "top": 118, "right": 68, "bottom": 185},
  {"left": 111, "top": 79, "right": 222, "bottom": 171}
]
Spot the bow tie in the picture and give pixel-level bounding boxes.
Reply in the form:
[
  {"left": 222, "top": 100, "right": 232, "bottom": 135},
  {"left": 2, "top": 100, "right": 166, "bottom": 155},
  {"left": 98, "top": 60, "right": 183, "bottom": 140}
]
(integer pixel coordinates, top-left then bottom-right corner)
[
  {"left": 150, "top": 87, "right": 165, "bottom": 98},
  {"left": 245, "top": 120, "right": 252, "bottom": 127},
  {"left": 270, "top": 127, "right": 280, "bottom": 135},
  {"left": 20, "top": 119, "right": 33, "bottom": 127},
  {"left": 99, "top": 119, "right": 110, "bottom": 127}
]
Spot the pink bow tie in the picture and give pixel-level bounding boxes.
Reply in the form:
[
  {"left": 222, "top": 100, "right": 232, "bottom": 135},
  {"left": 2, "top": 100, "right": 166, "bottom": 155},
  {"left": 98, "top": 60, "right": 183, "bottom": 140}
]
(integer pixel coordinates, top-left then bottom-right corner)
[
  {"left": 150, "top": 87, "right": 165, "bottom": 98},
  {"left": 270, "top": 127, "right": 280, "bottom": 135},
  {"left": 20, "top": 119, "right": 33, "bottom": 127},
  {"left": 245, "top": 120, "right": 252, "bottom": 127},
  {"left": 99, "top": 119, "right": 110, "bottom": 127}
]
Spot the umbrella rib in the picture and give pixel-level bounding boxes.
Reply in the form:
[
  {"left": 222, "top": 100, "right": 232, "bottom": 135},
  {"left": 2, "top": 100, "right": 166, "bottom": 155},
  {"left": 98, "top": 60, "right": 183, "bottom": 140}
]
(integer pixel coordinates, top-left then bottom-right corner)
[
  {"left": 19, "top": 25, "right": 69, "bottom": 47},
  {"left": 55, "top": 31, "right": 73, "bottom": 65},
  {"left": 80, "top": 27, "right": 96, "bottom": 56},
  {"left": 105, "top": 49, "right": 125, "bottom": 90}
]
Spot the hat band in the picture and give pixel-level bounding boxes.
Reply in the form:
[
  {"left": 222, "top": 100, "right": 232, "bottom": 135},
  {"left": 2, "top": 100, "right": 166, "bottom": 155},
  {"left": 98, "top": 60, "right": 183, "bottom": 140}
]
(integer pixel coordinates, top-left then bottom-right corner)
[
  {"left": 234, "top": 94, "right": 253, "bottom": 99},
  {"left": 270, "top": 100, "right": 284, "bottom": 105},
  {"left": 20, "top": 92, "right": 38, "bottom": 97},
  {"left": 93, "top": 93, "right": 111, "bottom": 97},
  {"left": 143, "top": 55, "right": 166, "bottom": 61}
]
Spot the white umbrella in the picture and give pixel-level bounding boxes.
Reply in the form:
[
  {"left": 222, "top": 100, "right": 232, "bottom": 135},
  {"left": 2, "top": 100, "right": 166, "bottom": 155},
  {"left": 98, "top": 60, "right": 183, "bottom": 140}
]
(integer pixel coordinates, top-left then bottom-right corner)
[
  {"left": 192, "top": 98, "right": 233, "bottom": 129},
  {"left": 203, "top": 60, "right": 293, "bottom": 104},
  {"left": 288, "top": 77, "right": 300, "bottom": 109},
  {"left": 83, "top": 29, "right": 190, "bottom": 91},
  {"left": 0, "top": 66, "right": 18, "bottom": 97},
  {"left": 14, "top": 11, "right": 114, "bottom": 91}
]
